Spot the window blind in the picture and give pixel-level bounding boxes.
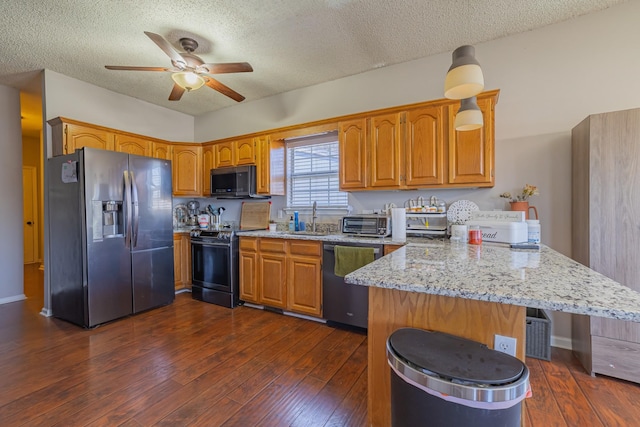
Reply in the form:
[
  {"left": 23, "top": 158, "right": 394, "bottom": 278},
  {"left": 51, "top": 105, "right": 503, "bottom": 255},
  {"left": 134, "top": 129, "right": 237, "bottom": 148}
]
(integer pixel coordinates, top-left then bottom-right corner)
[{"left": 286, "top": 133, "right": 348, "bottom": 208}]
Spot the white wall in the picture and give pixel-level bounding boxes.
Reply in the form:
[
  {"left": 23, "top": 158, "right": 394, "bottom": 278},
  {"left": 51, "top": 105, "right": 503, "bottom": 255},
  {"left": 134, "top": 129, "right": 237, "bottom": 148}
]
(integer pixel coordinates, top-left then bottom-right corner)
[
  {"left": 0, "top": 84, "right": 26, "bottom": 303},
  {"left": 44, "top": 70, "right": 195, "bottom": 142},
  {"left": 193, "top": 1, "right": 640, "bottom": 348}
]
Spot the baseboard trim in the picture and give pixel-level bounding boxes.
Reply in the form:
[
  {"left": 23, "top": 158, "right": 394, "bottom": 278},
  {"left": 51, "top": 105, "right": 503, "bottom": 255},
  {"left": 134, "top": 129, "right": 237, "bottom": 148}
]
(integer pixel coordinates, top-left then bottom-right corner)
[
  {"left": 40, "top": 307, "right": 52, "bottom": 317},
  {"left": 551, "top": 335, "right": 572, "bottom": 350},
  {"left": 283, "top": 310, "right": 327, "bottom": 324},
  {"left": 0, "top": 294, "right": 26, "bottom": 305}
]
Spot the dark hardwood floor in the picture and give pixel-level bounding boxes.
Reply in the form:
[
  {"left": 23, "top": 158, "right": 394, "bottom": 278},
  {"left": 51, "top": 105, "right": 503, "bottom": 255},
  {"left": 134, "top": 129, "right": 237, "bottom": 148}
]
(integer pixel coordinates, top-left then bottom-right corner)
[{"left": 0, "top": 264, "right": 638, "bottom": 426}]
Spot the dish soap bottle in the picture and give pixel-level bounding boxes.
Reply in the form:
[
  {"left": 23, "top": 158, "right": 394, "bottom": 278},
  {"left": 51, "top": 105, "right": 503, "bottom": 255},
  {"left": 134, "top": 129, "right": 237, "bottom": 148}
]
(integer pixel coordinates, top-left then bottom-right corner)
[{"left": 288, "top": 215, "right": 295, "bottom": 232}]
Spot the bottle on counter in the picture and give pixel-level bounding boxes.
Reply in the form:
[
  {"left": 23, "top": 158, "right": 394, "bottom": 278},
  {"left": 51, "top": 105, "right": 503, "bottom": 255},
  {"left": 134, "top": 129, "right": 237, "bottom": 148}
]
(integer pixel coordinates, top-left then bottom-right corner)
[
  {"left": 294, "top": 211, "right": 299, "bottom": 231},
  {"left": 526, "top": 219, "right": 541, "bottom": 243},
  {"left": 289, "top": 215, "right": 295, "bottom": 231}
]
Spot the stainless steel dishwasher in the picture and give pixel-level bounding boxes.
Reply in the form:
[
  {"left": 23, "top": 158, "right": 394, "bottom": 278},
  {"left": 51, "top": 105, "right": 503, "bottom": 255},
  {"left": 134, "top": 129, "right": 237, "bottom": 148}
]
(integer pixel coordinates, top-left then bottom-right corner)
[{"left": 322, "top": 242, "right": 383, "bottom": 329}]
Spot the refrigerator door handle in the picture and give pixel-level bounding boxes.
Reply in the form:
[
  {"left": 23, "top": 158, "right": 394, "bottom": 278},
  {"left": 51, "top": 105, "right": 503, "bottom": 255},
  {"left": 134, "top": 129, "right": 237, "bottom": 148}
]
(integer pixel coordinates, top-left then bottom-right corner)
[
  {"left": 123, "top": 170, "right": 132, "bottom": 248},
  {"left": 130, "top": 171, "right": 140, "bottom": 248}
]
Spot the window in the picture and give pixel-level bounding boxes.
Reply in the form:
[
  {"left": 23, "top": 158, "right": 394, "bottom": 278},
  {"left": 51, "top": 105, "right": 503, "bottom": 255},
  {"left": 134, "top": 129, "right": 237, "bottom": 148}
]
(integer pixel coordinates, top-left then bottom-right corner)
[{"left": 286, "top": 132, "right": 348, "bottom": 209}]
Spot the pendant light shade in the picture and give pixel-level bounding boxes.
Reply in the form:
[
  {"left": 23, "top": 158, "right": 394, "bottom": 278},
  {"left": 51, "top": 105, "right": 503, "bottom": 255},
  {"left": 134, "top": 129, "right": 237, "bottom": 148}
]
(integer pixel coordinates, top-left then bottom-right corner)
[
  {"left": 444, "top": 45, "right": 484, "bottom": 100},
  {"left": 171, "top": 72, "right": 205, "bottom": 91},
  {"left": 454, "top": 96, "right": 483, "bottom": 131}
]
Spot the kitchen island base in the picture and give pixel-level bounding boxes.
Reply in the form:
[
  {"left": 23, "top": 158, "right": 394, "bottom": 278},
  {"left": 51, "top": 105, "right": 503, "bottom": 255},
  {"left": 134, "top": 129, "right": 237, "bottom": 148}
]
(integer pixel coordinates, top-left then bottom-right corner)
[{"left": 368, "top": 286, "right": 526, "bottom": 426}]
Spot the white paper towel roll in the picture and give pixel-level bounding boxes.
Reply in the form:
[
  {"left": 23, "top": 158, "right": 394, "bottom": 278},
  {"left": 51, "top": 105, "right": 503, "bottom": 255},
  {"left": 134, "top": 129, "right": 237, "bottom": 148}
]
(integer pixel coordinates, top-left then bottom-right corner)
[{"left": 391, "top": 208, "right": 406, "bottom": 242}]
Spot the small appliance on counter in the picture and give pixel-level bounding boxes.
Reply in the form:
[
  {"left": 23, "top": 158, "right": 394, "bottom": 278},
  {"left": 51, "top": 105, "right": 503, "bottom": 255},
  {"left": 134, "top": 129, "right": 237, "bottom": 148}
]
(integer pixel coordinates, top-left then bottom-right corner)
[
  {"left": 405, "top": 212, "right": 448, "bottom": 236},
  {"left": 342, "top": 214, "right": 391, "bottom": 237},
  {"left": 186, "top": 200, "right": 200, "bottom": 226}
]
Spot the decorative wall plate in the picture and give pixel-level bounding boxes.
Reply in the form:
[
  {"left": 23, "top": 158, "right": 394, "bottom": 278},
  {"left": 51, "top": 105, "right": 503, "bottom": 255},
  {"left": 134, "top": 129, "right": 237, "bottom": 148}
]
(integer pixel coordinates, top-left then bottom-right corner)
[{"left": 446, "top": 200, "right": 479, "bottom": 224}]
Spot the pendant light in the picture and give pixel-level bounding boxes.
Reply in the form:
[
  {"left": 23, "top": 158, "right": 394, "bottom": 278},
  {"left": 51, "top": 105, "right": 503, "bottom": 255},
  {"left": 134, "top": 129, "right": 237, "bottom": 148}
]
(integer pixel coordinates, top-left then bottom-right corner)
[
  {"left": 171, "top": 71, "right": 205, "bottom": 91},
  {"left": 444, "top": 45, "right": 484, "bottom": 100},
  {"left": 454, "top": 96, "right": 483, "bottom": 131}
]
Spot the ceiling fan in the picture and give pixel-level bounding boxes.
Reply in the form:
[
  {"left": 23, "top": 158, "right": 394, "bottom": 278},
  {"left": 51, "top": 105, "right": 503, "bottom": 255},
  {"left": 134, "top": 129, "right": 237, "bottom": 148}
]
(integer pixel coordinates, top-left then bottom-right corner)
[{"left": 105, "top": 31, "right": 253, "bottom": 102}]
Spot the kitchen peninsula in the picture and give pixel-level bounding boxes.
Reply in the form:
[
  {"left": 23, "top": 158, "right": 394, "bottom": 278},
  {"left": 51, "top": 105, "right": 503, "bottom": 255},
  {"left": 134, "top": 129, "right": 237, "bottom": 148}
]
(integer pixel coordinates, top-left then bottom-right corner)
[{"left": 344, "top": 241, "right": 640, "bottom": 426}]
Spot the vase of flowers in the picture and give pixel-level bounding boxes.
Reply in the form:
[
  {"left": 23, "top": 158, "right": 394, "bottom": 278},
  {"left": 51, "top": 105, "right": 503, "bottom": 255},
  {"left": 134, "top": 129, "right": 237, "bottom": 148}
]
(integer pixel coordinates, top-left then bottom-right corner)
[{"left": 500, "top": 184, "right": 539, "bottom": 219}]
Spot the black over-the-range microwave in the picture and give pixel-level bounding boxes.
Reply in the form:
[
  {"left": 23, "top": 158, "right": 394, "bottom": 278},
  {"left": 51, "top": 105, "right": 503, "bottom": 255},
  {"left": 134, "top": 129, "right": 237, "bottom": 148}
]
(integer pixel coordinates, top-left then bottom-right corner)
[{"left": 210, "top": 165, "right": 267, "bottom": 199}]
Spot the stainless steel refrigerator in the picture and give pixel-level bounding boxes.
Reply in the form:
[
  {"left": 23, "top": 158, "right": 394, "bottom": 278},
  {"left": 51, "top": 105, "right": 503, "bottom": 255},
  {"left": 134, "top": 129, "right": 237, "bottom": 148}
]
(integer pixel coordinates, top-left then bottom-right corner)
[{"left": 48, "top": 147, "right": 174, "bottom": 328}]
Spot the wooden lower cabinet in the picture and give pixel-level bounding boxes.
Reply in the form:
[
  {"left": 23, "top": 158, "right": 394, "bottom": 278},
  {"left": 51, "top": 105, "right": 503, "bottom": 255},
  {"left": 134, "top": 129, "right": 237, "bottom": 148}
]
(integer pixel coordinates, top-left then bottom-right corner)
[
  {"left": 259, "top": 239, "right": 288, "bottom": 308},
  {"left": 288, "top": 240, "right": 322, "bottom": 317},
  {"left": 239, "top": 237, "right": 259, "bottom": 303},
  {"left": 173, "top": 233, "right": 191, "bottom": 290},
  {"left": 239, "top": 237, "right": 323, "bottom": 317}
]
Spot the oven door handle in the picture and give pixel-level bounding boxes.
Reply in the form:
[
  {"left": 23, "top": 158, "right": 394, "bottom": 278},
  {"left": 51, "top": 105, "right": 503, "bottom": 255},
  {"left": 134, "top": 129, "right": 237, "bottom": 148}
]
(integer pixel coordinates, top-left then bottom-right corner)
[
  {"left": 323, "top": 244, "right": 380, "bottom": 255},
  {"left": 191, "top": 240, "right": 231, "bottom": 248}
]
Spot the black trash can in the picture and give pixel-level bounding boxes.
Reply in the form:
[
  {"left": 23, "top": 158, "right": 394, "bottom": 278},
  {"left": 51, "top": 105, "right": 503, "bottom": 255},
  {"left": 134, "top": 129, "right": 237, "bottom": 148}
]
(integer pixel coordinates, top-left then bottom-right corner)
[{"left": 387, "top": 328, "right": 530, "bottom": 427}]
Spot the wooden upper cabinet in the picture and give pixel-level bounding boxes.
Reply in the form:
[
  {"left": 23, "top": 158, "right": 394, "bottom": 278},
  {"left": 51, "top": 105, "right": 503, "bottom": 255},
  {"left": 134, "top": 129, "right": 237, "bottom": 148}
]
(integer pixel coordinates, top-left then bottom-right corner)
[
  {"left": 405, "top": 105, "right": 445, "bottom": 187},
  {"left": 370, "top": 112, "right": 402, "bottom": 188},
  {"left": 214, "top": 138, "right": 255, "bottom": 168},
  {"left": 235, "top": 138, "right": 255, "bottom": 165},
  {"left": 339, "top": 118, "right": 368, "bottom": 190},
  {"left": 114, "top": 134, "right": 151, "bottom": 157},
  {"left": 152, "top": 141, "right": 173, "bottom": 160},
  {"left": 202, "top": 144, "right": 215, "bottom": 196},
  {"left": 172, "top": 144, "right": 202, "bottom": 196},
  {"left": 448, "top": 96, "right": 495, "bottom": 186},
  {"left": 215, "top": 141, "right": 235, "bottom": 168},
  {"left": 50, "top": 121, "right": 115, "bottom": 155},
  {"left": 256, "top": 135, "right": 285, "bottom": 195}
]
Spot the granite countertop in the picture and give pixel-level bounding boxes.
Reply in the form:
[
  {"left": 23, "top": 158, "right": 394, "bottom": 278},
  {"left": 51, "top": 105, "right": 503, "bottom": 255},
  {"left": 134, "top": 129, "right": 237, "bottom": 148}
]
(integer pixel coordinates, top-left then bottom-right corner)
[
  {"left": 343, "top": 241, "right": 640, "bottom": 322},
  {"left": 237, "top": 229, "right": 429, "bottom": 245}
]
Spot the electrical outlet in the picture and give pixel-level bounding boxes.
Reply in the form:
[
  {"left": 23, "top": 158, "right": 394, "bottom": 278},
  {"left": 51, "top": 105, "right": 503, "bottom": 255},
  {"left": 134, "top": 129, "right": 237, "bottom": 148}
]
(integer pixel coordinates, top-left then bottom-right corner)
[{"left": 494, "top": 334, "right": 517, "bottom": 357}]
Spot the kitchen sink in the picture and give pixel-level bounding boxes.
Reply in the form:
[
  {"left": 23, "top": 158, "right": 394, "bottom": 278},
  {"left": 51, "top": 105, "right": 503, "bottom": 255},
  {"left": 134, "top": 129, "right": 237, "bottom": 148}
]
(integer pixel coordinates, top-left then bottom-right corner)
[{"left": 288, "top": 231, "right": 327, "bottom": 236}]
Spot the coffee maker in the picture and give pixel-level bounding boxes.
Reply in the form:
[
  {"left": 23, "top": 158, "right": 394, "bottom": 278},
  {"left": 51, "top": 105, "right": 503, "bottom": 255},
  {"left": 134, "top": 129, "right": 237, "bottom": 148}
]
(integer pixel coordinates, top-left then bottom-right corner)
[{"left": 186, "top": 200, "right": 200, "bottom": 226}]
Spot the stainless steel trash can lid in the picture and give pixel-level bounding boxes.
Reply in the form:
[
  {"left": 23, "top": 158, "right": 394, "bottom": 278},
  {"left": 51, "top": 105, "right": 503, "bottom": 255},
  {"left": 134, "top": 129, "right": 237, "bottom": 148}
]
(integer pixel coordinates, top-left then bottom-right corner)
[{"left": 388, "top": 328, "right": 524, "bottom": 385}]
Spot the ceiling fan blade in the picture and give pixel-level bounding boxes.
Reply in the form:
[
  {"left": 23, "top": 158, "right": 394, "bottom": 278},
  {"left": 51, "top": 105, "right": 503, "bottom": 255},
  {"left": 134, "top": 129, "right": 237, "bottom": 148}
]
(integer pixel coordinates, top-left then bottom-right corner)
[
  {"left": 204, "top": 77, "right": 245, "bottom": 102},
  {"left": 202, "top": 62, "right": 253, "bottom": 74},
  {"left": 105, "top": 65, "right": 172, "bottom": 72},
  {"left": 144, "top": 31, "right": 186, "bottom": 67},
  {"left": 168, "top": 83, "right": 185, "bottom": 101}
]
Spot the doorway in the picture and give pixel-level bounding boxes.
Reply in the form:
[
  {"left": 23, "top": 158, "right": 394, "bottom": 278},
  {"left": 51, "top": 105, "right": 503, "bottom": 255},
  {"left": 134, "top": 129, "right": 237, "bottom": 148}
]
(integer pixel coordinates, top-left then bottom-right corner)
[{"left": 23, "top": 166, "right": 39, "bottom": 264}]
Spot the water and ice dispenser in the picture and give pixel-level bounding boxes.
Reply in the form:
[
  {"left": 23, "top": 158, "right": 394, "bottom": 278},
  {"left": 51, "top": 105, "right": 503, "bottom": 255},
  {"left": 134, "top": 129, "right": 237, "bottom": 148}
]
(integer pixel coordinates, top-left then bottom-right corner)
[
  {"left": 102, "top": 201, "right": 122, "bottom": 236},
  {"left": 92, "top": 200, "right": 123, "bottom": 239}
]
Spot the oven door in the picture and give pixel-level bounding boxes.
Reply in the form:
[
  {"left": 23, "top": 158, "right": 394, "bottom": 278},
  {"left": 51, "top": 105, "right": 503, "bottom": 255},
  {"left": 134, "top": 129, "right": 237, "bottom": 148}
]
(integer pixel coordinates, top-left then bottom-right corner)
[{"left": 191, "top": 239, "right": 231, "bottom": 292}]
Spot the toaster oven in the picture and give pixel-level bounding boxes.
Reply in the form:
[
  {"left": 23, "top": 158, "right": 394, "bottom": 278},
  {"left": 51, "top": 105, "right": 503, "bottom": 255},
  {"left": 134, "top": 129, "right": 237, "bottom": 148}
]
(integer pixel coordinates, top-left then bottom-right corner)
[{"left": 341, "top": 215, "right": 391, "bottom": 237}]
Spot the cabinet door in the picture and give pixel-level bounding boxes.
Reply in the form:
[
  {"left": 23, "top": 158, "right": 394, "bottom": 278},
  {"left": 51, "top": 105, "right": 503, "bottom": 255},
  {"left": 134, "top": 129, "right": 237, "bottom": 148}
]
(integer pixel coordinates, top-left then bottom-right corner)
[
  {"left": 235, "top": 138, "right": 255, "bottom": 165},
  {"left": 172, "top": 144, "right": 202, "bottom": 196},
  {"left": 173, "top": 234, "right": 183, "bottom": 290},
  {"left": 287, "top": 240, "right": 322, "bottom": 317},
  {"left": 370, "top": 112, "right": 402, "bottom": 188},
  {"left": 405, "top": 106, "right": 445, "bottom": 187},
  {"left": 115, "top": 134, "right": 151, "bottom": 157},
  {"left": 339, "top": 118, "right": 368, "bottom": 190},
  {"left": 202, "top": 144, "right": 215, "bottom": 197},
  {"left": 152, "top": 141, "right": 173, "bottom": 160},
  {"left": 215, "top": 141, "right": 235, "bottom": 168},
  {"left": 239, "top": 249, "right": 259, "bottom": 303},
  {"left": 182, "top": 234, "right": 192, "bottom": 288},
  {"left": 259, "top": 253, "right": 287, "bottom": 308},
  {"left": 256, "top": 135, "right": 271, "bottom": 194},
  {"left": 448, "top": 97, "right": 494, "bottom": 186},
  {"left": 65, "top": 123, "right": 114, "bottom": 154}
]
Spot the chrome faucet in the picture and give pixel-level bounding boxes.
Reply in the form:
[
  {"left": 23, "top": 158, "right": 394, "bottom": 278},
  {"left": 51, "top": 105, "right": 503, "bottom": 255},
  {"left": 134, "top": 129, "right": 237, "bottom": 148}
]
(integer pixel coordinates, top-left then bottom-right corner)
[{"left": 312, "top": 201, "right": 318, "bottom": 232}]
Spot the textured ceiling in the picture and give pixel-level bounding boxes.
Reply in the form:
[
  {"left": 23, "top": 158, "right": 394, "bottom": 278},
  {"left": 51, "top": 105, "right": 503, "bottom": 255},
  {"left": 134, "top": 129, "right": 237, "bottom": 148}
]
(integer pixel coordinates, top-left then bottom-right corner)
[{"left": 0, "top": 0, "right": 625, "bottom": 127}]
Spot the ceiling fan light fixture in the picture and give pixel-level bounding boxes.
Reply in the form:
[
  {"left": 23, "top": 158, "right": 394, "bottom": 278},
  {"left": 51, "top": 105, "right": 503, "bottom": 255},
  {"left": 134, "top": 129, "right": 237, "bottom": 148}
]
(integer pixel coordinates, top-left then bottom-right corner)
[
  {"left": 171, "top": 71, "right": 205, "bottom": 91},
  {"left": 454, "top": 96, "right": 483, "bottom": 131},
  {"left": 444, "top": 45, "right": 484, "bottom": 100}
]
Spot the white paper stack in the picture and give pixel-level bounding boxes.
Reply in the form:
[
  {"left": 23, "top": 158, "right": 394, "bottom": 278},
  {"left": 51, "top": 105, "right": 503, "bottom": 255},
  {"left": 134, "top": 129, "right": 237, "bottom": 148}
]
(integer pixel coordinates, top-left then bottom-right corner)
[{"left": 391, "top": 208, "right": 406, "bottom": 242}]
